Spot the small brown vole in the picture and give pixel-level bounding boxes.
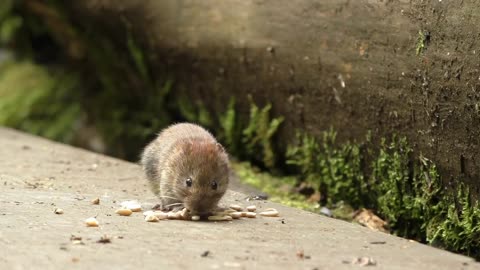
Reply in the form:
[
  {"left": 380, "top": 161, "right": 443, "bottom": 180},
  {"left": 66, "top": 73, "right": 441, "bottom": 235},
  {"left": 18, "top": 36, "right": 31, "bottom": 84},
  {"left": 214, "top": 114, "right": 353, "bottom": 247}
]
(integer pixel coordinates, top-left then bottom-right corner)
[{"left": 141, "top": 123, "right": 229, "bottom": 215}]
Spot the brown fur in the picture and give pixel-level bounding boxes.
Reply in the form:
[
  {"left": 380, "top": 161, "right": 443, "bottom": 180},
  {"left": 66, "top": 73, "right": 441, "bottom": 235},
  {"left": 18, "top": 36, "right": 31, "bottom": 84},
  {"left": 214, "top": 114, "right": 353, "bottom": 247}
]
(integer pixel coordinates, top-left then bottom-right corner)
[{"left": 141, "top": 123, "right": 229, "bottom": 215}]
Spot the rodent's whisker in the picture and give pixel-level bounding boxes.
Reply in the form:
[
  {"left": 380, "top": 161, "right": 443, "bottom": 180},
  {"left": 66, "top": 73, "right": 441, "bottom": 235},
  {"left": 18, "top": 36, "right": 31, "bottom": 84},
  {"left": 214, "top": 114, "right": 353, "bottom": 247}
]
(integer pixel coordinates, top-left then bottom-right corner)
[
  {"left": 157, "top": 195, "right": 181, "bottom": 201},
  {"left": 164, "top": 202, "right": 184, "bottom": 208}
]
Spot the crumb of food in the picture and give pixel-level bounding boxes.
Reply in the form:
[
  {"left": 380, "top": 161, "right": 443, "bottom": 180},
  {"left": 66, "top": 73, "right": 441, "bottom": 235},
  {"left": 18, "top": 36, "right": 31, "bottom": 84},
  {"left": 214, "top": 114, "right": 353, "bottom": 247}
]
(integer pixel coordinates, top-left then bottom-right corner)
[
  {"left": 54, "top": 208, "right": 64, "bottom": 215},
  {"left": 91, "top": 198, "right": 100, "bottom": 205},
  {"left": 115, "top": 208, "right": 133, "bottom": 216},
  {"left": 208, "top": 215, "right": 233, "bottom": 221},
  {"left": 230, "top": 212, "right": 242, "bottom": 219},
  {"left": 120, "top": 200, "right": 142, "bottom": 212},
  {"left": 85, "top": 217, "right": 99, "bottom": 227},
  {"left": 259, "top": 208, "right": 279, "bottom": 217},
  {"left": 145, "top": 214, "right": 160, "bottom": 222},
  {"left": 229, "top": 204, "right": 243, "bottom": 211}
]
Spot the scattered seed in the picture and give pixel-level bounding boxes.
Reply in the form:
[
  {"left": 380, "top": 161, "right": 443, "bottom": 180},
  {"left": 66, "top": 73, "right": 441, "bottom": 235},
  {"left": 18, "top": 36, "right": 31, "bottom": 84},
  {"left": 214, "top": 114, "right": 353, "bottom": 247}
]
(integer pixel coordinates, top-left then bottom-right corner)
[
  {"left": 208, "top": 215, "right": 233, "bottom": 221},
  {"left": 145, "top": 214, "right": 159, "bottom": 222},
  {"left": 115, "top": 208, "right": 133, "bottom": 216},
  {"left": 155, "top": 211, "right": 169, "bottom": 220},
  {"left": 245, "top": 212, "right": 256, "bottom": 218},
  {"left": 259, "top": 208, "right": 279, "bottom": 217},
  {"left": 246, "top": 205, "right": 256, "bottom": 212},
  {"left": 222, "top": 208, "right": 237, "bottom": 214},
  {"left": 143, "top": 210, "right": 169, "bottom": 220},
  {"left": 91, "top": 198, "right": 100, "bottom": 205},
  {"left": 143, "top": 210, "right": 154, "bottom": 216},
  {"left": 120, "top": 200, "right": 142, "bottom": 212},
  {"left": 229, "top": 204, "right": 243, "bottom": 211},
  {"left": 201, "top": 251, "right": 210, "bottom": 257},
  {"left": 180, "top": 208, "right": 190, "bottom": 220},
  {"left": 54, "top": 208, "right": 64, "bottom": 215},
  {"left": 128, "top": 204, "right": 142, "bottom": 212},
  {"left": 85, "top": 217, "right": 99, "bottom": 227},
  {"left": 192, "top": 215, "right": 201, "bottom": 221},
  {"left": 230, "top": 212, "right": 242, "bottom": 219},
  {"left": 167, "top": 211, "right": 183, "bottom": 220}
]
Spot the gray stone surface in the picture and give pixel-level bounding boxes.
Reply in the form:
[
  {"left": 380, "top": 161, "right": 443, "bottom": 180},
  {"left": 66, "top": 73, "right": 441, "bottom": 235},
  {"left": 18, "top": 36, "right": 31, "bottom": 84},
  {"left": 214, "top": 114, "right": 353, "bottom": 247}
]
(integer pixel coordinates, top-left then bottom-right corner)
[{"left": 0, "top": 127, "right": 478, "bottom": 270}]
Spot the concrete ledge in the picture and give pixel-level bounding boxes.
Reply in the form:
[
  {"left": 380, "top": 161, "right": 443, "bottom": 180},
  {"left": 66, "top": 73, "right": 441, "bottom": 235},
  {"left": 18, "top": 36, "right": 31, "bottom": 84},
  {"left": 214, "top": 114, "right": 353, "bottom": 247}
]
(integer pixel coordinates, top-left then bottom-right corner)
[{"left": 0, "top": 127, "right": 478, "bottom": 270}]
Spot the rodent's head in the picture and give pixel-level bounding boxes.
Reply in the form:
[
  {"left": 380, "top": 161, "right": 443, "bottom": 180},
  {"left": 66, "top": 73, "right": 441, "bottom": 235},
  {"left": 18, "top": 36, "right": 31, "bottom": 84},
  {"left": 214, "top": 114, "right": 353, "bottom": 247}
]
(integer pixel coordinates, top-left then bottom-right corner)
[{"left": 168, "top": 138, "right": 230, "bottom": 215}]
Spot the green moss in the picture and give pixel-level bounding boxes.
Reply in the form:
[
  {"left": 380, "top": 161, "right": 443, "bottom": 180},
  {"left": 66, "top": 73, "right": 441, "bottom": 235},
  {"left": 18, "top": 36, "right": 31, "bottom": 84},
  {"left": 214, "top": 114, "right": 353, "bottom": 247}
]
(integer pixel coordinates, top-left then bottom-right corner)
[
  {"left": 285, "top": 129, "right": 480, "bottom": 258},
  {"left": 232, "top": 162, "right": 318, "bottom": 211},
  {"left": 286, "top": 129, "right": 365, "bottom": 206}
]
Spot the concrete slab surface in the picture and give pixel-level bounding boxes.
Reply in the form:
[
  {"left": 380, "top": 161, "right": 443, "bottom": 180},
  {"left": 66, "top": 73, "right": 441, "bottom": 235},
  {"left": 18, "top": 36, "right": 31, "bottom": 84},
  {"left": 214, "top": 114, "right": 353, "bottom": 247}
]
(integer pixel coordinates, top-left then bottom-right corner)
[{"left": 0, "top": 127, "right": 478, "bottom": 270}]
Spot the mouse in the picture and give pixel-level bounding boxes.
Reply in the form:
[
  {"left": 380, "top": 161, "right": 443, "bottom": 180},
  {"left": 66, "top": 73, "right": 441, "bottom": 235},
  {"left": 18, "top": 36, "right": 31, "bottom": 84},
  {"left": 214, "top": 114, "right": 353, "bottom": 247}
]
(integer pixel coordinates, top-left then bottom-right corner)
[{"left": 141, "top": 123, "right": 230, "bottom": 216}]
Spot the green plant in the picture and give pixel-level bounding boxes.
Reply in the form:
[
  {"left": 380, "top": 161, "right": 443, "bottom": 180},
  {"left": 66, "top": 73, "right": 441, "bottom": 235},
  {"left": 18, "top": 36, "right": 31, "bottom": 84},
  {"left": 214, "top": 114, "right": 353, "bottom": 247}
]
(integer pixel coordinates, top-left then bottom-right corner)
[
  {"left": 242, "top": 96, "right": 284, "bottom": 169},
  {"left": 219, "top": 97, "right": 240, "bottom": 152},
  {"left": 232, "top": 162, "right": 318, "bottom": 210},
  {"left": 427, "top": 183, "right": 480, "bottom": 257},
  {"left": 286, "top": 129, "right": 365, "bottom": 206},
  {"left": 284, "top": 129, "right": 480, "bottom": 258}
]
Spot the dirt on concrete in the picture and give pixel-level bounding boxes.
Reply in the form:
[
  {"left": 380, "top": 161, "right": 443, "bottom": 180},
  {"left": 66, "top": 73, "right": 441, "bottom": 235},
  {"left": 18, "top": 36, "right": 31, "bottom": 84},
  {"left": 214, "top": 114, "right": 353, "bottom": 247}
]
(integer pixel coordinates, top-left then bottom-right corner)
[{"left": 1, "top": 127, "right": 479, "bottom": 270}]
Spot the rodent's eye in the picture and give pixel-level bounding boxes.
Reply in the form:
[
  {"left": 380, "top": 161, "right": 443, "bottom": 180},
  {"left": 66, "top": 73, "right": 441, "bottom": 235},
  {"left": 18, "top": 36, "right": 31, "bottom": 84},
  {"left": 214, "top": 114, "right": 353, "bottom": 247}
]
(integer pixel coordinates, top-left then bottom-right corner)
[
  {"left": 186, "top": 178, "right": 193, "bottom": 187},
  {"left": 211, "top": 180, "right": 218, "bottom": 190}
]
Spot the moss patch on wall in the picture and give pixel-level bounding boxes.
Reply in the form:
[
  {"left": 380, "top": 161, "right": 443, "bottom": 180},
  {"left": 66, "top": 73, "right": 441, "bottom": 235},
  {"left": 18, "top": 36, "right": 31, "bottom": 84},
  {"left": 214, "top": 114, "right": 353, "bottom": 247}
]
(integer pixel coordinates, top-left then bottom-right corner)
[{"left": 285, "top": 130, "right": 480, "bottom": 258}]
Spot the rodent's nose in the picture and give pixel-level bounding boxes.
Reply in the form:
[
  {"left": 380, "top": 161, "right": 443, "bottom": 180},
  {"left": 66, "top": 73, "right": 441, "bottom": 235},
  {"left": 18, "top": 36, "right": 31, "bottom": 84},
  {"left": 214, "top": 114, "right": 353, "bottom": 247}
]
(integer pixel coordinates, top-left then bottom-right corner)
[{"left": 185, "top": 199, "right": 215, "bottom": 215}]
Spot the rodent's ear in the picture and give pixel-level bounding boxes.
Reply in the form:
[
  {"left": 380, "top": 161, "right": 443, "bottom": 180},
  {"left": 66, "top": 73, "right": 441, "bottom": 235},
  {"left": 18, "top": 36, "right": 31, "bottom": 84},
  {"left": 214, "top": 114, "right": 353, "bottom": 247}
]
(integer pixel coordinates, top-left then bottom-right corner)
[{"left": 216, "top": 143, "right": 226, "bottom": 153}]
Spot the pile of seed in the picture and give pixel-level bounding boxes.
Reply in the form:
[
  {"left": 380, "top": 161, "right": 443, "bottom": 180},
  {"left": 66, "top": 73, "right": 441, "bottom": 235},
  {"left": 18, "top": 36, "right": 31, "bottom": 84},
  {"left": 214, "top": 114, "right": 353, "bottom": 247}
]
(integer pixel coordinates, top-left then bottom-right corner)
[
  {"left": 84, "top": 200, "right": 280, "bottom": 227},
  {"left": 141, "top": 203, "right": 280, "bottom": 222}
]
